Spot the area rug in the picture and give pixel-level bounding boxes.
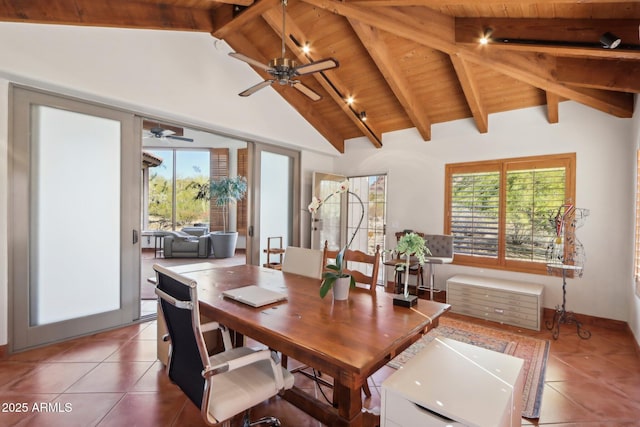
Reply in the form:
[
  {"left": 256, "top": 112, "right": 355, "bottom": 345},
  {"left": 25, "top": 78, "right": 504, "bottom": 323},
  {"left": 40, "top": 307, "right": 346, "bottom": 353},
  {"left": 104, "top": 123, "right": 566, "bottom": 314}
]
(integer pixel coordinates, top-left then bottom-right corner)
[{"left": 387, "top": 317, "right": 549, "bottom": 419}]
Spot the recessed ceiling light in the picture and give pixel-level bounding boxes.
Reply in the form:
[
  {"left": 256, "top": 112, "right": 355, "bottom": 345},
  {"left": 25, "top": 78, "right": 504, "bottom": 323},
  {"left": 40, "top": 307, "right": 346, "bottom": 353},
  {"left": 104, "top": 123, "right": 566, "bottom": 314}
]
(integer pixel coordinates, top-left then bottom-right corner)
[
  {"left": 346, "top": 96, "right": 354, "bottom": 105},
  {"left": 302, "top": 43, "right": 310, "bottom": 54}
]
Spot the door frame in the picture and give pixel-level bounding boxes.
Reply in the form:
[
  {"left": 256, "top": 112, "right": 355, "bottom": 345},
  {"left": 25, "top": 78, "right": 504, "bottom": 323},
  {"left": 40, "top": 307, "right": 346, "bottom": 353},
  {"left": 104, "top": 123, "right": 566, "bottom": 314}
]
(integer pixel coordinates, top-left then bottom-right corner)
[
  {"left": 8, "top": 85, "right": 141, "bottom": 352},
  {"left": 246, "top": 142, "right": 300, "bottom": 266}
]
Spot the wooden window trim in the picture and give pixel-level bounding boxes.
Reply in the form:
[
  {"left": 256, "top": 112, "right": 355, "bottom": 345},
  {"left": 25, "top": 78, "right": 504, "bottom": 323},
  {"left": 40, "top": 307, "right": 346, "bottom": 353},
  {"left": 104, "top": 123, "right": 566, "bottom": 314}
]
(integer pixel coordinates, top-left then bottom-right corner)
[{"left": 445, "top": 153, "right": 576, "bottom": 275}]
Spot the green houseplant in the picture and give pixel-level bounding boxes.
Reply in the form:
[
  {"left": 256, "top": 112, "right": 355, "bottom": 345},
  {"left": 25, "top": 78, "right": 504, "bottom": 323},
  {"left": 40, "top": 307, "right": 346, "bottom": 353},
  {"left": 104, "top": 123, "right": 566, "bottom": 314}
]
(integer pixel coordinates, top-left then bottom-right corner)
[
  {"left": 319, "top": 246, "right": 356, "bottom": 299},
  {"left": 194, "top": 176, "right": 247, "bottom": 258},
  {"left": 393, "top": 232, "right": 431, "bottom": 306}
]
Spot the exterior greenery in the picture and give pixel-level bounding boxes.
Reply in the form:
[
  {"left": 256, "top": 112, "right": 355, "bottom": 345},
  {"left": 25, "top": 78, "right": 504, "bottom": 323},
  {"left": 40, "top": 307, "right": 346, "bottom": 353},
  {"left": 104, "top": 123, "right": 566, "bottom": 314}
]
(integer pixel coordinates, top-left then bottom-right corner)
[
  {"left": 447, "top": 153, "right": 575, "bottom": 274},
  {"left": 149, "top": 173, "right": 209, "bottom": 230}
]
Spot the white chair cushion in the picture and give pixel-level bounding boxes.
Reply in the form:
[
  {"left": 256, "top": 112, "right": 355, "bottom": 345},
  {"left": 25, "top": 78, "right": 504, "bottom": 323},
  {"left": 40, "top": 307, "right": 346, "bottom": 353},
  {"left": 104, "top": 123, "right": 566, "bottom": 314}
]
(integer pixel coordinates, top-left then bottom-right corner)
[{"left": 207, "top": 347, "right": 294, "bottom": 422}]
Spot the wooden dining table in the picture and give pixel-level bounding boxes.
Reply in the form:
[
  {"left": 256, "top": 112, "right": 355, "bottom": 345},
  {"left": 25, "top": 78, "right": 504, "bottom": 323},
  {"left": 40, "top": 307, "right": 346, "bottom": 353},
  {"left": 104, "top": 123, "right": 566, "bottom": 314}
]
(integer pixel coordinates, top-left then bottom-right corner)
[{"left": 181, "top": 264, "right": 450, "bottom": 427}]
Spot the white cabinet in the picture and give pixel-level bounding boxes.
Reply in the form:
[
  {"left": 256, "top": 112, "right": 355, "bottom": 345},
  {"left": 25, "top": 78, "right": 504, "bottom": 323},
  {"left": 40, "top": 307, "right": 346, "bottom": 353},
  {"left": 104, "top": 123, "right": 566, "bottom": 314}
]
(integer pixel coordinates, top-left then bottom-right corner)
[
  {"left": 382, "top": 337, "right": 524, "bottom": 427},
  {"left": 446, "top": 275, "right": 544, "bottom": 331}
]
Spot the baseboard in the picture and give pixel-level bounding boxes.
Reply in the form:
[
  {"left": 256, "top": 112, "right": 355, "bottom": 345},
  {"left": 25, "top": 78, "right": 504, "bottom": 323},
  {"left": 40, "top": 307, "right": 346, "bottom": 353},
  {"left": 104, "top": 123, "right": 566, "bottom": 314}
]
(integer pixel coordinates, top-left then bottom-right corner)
[{"left": 542, "top": 307, "right": 628, "bottom": 332}]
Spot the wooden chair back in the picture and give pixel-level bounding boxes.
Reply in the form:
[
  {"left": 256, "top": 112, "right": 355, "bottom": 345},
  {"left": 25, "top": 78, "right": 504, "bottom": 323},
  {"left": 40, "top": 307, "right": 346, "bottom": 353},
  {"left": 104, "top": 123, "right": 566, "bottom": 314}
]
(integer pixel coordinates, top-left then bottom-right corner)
[{"left": 323, "top": 241, "right": 381, "bottom": 293}]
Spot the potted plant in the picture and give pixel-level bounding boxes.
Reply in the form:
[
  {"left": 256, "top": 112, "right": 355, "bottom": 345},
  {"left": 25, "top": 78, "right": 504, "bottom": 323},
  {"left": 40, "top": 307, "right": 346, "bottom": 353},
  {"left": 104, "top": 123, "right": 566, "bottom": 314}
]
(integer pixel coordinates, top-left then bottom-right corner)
[
  {"left": 319, "top": 246, "right": 355, "bottom": 300},
  {"left": 392, "top": 232, "right": 431, "bottom": 306},
  {"left": 194, "top": 176, "right": 247, "bottom": 258}
]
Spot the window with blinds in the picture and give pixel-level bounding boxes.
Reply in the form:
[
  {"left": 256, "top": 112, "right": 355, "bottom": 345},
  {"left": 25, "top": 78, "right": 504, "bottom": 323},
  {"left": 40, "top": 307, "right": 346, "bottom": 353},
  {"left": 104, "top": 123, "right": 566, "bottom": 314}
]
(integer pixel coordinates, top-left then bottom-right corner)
[
  {"left": 237, "top": 148, "right": 248, "bottom": 234},
  {"left": 446, "top": 153, "right": 575, "bottom": 274},
  {"left": 209, "top": 148, "right": 229, "bottom": 232}
]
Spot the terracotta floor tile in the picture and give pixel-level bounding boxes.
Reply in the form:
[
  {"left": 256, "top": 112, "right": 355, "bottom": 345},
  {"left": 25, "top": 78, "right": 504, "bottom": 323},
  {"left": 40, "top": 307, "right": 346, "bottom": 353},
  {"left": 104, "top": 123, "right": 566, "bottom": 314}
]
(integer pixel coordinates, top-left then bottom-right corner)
[
  {"left": 533, "top": 384, "right": 595, "bottom": 424},
  {"left": 5, "top": 342, "right": 75, "bottom": 363},
  {"left": 2, "top": 363, "right": 98, "bottom": 393},
  {"left": 1, "top": 312, "right": 639, "bottom": 427},
  {"left": 97, "top": 391, "right": 187, "bottom": 427},
  {"left": 129, "top": 361, "right": 180, "bottom": 393},
  {"left": 549, "top": 378, "right": 640, "bottom": 422},
  {"left": 133, "top": 322, "right": 158, "bottom": 341},
  {"left": 65, "top": 362, "right": 154, "bottom": 393},
  {"left": 47, "top": 340, "right": 124, "bottom": 363},
  {"left": 20, "top": 392, "right": 124, "bottom": 427},
  {"left": 0, "top": 393, "right": 58, "bottom": 426},
  {"left": 103, "top": 339, "right": 158, "bottom": 362}
]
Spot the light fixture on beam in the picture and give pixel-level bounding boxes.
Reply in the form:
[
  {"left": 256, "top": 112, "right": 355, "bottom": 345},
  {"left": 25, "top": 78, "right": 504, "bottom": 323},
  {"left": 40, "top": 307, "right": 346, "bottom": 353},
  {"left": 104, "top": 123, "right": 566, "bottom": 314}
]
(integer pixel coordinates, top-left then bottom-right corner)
[
  {"left": 346, "top": 95, "right": 354, "bottom": 105},
  {"left": 600, "top": 32, "right": 621, "bottom": 49},
  {"left": 479, "top": 28, "right": 493, "bottom": 45},
  {"left": 359, "top": 111, "right": 367, "bottom": 121}
]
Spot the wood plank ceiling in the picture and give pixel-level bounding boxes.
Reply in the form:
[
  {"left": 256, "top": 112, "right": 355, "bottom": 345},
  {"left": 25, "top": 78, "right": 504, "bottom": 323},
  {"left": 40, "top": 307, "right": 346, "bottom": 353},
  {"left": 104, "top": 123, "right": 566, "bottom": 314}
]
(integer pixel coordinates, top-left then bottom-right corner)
[{"left": 2, "top": 0, "right": 639, "bottom": 152}]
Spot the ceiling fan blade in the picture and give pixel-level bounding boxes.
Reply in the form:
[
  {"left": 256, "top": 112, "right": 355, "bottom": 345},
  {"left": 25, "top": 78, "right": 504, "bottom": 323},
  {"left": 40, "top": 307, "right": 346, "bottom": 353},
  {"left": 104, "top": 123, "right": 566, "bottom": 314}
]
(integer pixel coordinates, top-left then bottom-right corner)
[
  {"left": 239, "top": 80, "right": 275, "bottom": 97},
  {"left": 291, "top": 81, "right": 322, "bottom": 101},
  {"left": 294, "top": 58, "right": 339, "bottom": 76},
  {"left": 167, "top": 135, "right": 195, "bottom": 142},
  {"left": 229, "top": 52, "right": 271, "bottom": 72}
]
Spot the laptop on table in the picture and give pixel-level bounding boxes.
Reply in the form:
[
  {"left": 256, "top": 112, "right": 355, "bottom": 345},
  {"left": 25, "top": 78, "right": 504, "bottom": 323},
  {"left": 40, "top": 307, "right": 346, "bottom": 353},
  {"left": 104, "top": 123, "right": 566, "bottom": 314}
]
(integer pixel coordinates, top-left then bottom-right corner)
[{"left": 222, "top": 285, "right": 287, "bottom": 307}]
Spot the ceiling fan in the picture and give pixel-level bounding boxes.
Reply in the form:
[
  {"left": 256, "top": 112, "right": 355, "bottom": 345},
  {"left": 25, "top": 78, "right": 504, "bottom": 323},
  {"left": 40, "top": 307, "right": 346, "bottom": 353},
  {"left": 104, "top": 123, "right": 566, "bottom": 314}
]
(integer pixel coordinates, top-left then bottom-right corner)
[
  {"left": 144, "top": 126, "right": 194, "bottom": 142},
  {"left": 228, "top": 0, "right": 338, "bottom": 101}
]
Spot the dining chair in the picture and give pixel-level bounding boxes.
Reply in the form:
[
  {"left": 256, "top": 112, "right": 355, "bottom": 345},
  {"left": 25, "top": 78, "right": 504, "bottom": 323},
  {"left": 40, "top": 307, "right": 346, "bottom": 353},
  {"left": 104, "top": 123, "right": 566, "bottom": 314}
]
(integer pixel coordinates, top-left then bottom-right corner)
[
  {"left": 154, "top": 264, "right": 294, "bottom": 427},
  {"left": 322, "top": 241, "right": 381, "bottom": 397},
  {"left": 322, "top": 241, "right": 382, "bottom": 293},
  {"left": 279, "top": 246, "right": 325, "bottom": 377},
  {"left": 281, "top": 246, "right": 324, "bottom": 279}
]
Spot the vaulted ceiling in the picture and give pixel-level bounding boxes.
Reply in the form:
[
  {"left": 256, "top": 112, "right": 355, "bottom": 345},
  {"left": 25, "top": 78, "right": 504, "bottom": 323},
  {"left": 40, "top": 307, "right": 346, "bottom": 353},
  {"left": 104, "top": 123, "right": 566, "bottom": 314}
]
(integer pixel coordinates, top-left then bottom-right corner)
[{"left": 2, "top": 0, "right": 639, "bottom": 152}]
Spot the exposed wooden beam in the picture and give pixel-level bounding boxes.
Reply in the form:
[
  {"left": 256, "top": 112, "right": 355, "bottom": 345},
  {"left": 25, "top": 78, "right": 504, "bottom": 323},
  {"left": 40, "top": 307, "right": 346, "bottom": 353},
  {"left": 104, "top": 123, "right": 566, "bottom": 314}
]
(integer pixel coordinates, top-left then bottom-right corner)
[
  {"left": 546, "top": 91, "right": 559, "bottom": 124},
  {"left": 0, "top": 0, "right": 214, "bottom": 31},
  {"left": 449, "top": 54, "right": 488, "bottom": 134},
  {"left": 224, "top": 31, "right": 346, "bottom": 152},
  {"left": 347, "top": 0, "right": 627, "bottom": 5},
  {"left": 261, "top": 7, "right": 383, "bottom": 147},
  {"left": 456, "top": 18, "right": 640, "bottom": 60},
  {"left": 301, "top": 0, "right": 456, "bottom": 54},
  {"left": 348, "top": 19, "right": 432, "bottom": 141},
  {"left": 212, "top": 0, "right": 281, "bottom": 39},
  {"left": 459, "top": 49, "right": 633, "bottom": 117},
  {"left": 211, "top": 0, "right": 254, "bottom": 5},
  {"left": 556, "top": 58, "right": 640, "bottom": 92},
  {"left": 303, "top": 0, "right": 633, "bottom": 119}
]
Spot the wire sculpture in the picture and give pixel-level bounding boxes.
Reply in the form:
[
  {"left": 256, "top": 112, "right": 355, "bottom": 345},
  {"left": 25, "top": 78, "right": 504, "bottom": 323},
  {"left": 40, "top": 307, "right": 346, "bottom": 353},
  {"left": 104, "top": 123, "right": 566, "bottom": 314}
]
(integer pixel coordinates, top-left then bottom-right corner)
[{"left": 545, "top": 203, "right": 591, "bottom": 339}]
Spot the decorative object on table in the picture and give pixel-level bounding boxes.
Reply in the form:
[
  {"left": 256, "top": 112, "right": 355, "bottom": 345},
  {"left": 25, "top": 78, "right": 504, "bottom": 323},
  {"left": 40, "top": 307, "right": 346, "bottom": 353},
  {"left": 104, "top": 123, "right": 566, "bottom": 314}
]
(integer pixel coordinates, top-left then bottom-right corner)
[
  {"left": 388, "top": 316, "right": 550, "bottom": 419},
  {"left": 308, "top": 179, "right": 365, "bottom": 299},
  {"left": 545, "top": 203, "right": 591, "bottom": 339},
  {"left": 391, "top": 232, "right": 431, "bottom": 307},
  {"left": 193, "top": 176, "right": 248, "bottom": 258}
]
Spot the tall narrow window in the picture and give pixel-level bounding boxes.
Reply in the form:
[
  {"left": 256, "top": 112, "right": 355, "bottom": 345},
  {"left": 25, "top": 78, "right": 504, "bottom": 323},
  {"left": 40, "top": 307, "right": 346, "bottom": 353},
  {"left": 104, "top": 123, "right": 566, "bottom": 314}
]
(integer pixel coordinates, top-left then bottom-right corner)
[{"left": 445, "top": 153, "right": 575, "bottom": 274}]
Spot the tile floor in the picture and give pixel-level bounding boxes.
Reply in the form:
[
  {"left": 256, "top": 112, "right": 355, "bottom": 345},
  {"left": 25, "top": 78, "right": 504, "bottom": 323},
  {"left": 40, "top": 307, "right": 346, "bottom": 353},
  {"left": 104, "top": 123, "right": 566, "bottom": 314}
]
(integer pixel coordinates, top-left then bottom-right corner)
[{"left": 0, "top": 312, "right": 639, "bottom": 426}]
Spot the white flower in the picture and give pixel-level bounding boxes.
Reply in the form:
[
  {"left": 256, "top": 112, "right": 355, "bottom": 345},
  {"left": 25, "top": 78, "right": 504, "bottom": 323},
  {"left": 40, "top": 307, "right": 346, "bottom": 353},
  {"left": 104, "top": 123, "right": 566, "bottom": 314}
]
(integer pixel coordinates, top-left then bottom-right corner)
[
  {"left": 308, "top": 196, "right": 322, "bottom": 214},
  {"left": 336, "top": 179, "right": 349, "bottom": 194}
]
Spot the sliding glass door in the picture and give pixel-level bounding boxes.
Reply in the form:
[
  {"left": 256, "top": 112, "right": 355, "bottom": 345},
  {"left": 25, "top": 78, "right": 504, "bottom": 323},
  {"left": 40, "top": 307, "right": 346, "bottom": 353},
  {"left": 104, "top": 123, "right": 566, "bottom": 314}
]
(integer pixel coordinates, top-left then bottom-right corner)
[{"left": 9, "top": 86, "right": 140, "bottom": 351}]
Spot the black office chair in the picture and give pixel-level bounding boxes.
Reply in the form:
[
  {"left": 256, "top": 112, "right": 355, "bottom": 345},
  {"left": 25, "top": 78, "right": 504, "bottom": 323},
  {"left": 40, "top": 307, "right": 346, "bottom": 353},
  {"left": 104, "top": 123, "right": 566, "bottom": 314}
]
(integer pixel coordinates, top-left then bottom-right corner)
[{"left": 154, "top": 264, "right": 294, "bottom": 426}]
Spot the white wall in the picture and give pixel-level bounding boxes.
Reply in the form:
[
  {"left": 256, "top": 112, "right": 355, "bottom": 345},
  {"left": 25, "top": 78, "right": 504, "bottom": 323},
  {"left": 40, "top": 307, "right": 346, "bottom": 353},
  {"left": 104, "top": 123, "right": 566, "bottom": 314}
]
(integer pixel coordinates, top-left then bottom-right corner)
[
  {"left": 335, "top": 102, "right": 635, "bottom": 323},
  {"left": 0, "top": 80, "right": 8, "bottom": 347},
  {"left": 0, "top": 22, "right": 338, "bottom": 155},
  {"left": 631, "top": 97, "right": 640, "bottom": 345}
]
